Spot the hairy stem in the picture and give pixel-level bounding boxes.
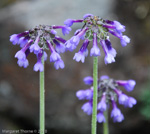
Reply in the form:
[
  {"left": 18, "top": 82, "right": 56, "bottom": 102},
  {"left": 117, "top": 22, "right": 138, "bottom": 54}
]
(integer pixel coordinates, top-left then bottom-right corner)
[
  {"left": 103, "top": 110, "right": 109, "bottom": 134},
  {"left": 91, "top": 57, "right": 98, "bottom": 134},
  {"left": 40, "top": 56, "right": 45, "bottom": 134}
]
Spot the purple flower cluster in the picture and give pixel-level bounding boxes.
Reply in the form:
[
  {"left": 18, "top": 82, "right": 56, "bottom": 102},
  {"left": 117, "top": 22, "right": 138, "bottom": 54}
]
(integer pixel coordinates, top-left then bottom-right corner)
[
  {"left": 10, "top": 25, "right": 71, "bottom": 71},
  {"left": 64, "top": 14, "right": 130, "bottom": 64},
  {"left": 76, "top": 75, "right": 136, "bottom": 123}
]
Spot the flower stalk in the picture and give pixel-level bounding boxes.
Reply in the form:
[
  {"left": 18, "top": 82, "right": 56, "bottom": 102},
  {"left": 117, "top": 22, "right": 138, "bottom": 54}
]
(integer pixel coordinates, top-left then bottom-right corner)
[
  {"left": 103, "top": 110, "right": 109, "bottom": 134},
  {"left": 39, "top": 56, "right": 45, "bottom": 134},
  {"left": 92, "top": 57, "right": 98, "bottom": 134}
]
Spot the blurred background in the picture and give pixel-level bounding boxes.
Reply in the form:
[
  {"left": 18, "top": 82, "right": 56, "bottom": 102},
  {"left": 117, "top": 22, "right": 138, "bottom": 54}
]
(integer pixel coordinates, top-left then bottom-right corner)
[{"left": 0, "top": 0, "right": 150, "bottom": 134}]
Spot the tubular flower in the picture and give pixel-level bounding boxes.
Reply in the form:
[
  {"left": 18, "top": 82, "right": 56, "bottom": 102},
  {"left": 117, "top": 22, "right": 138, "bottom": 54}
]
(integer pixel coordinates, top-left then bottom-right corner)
[
  {"left": 76, "top": 75, "right": 136, "bottom": 123},
  {"left": 10, "top": 25, "right": 71, "bottom": 71},
  {"left": 64, "top": 14, "right": 130, "bottom": 64}
]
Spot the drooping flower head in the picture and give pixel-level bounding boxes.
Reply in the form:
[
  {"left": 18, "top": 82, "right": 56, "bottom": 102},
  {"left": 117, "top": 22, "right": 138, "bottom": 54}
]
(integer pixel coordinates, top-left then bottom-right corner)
[
  {"left": 76, "top": 75, "right": 136, "bottom": 123},
  {"left": 64, "top": 14, "right": 130, "bottom": 64},
  {"left": 10, "top": 25, "right": 71, "bottom": 71}
]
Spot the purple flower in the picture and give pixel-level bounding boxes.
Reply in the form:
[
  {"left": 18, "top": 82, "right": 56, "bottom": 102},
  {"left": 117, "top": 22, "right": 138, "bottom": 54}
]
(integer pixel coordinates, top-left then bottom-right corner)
[
  {"left": 76, "top": 90, "right": 86, "bottom": 100},
  {"left": 43, "top": 51, "right": 48, "bottom": 61},
  {"left": 84, "top": 89, "right": 93, "bottom": 100},
  {"left": 50, "top": 29, "right": 57, "bottom": 35},
  {"left": 55, "top": 36, "right": 66, "bottom": 44},
  {"left": 113, "top": 113, "right": 124, "bottom": 122},
  {"left": 101, "top": 40, "right": 115, "bottom": 64},
  {"left": 64, "top": 19, "right": 83, "bottom": 27},
  {"left": 30, "top": 36, "right": 41, "bottom": 54},
  {"left": 104, "top": 54, "right": 115, "bottom": 64},
  {"left": 73, "top": 52, "right": 85, "bottom": 63},
  {"left": 74, "top": 29, "right": 85, "bottom": 40},
  {"left": 46, "top": 40, "right": 61, "bottom": 62},
  {"left": 90, "top": 46, "right": 101, "bottom": 56},
  {"left": 76, "top": 89, "right": 93, "bottom": 100},
  {"left": 82, "top": 102, "right": 93, "bottom": 115},
  {"left": 50, "top": 52, "right": 61, "bottom": 62},
  {"left": 65, "top": 36, "right": 80, "bottom": 51},
  {"left": 10, "top": 34, "right": 20, "bottom": 45},
  {"left": 84, "top": 48, "right": 88, "bottom": 57},
  {"left": 83, "top": 76, "right": 93, "bottom": 85},
  {"left": 111, "top": 100, "right": 122, "bottom": 119},
  {"left": 10, "top": 25, "right": 66, "bottom": 71},
  {"left": 65, "top": 40, "right": 77, "bottom": 51},
  {"left": 73, "top": 39, "right": 89, "bottom": 63},
  {"left": 33, "top": 52, "right": 44, "bottom": 72},
  {"left": 64, "top": 19, "right": 74, "bottom": 27},
  {"left": 10, "top": 32, "right": 29, "bottom": 45},
  {"left": 19, "top": 37, "right": 29, "bottom": 48},
  {"left": 108, "top": 29, "right": 122, "bottom": 39},
  {"left": 97, "top": 95, "right": 107, "bottom": 111},
  {"left": 54, "top": 59, "right": 65, "bottom": 70},
  {"left": 125, "top": 97, "right": 137, "bottom": 108},
  {"left": 70, "top": 36, "right": 80, "bottom": 46},
  {"left": 103, "top": 21, "right": 129, "bottom": 48},
  {"left": 90, "top": 33, "right": 100, "bottom": 56},
  {"left": 115, "top": 88, "right": 136, "bottom": 107},
  {"left": 34, "top": 62, "right": 43, "bottom": 72},
  {"left": 83, "top": 13, "right": 94, "bottom": 19},
  {"left": 116, "top": 80, "right": 136, "bottom": 92},
  {"left": 55, "top": 43, "right": 66, "bottom": 53},
  {"left": 15, "top": 50, "right": 26, "bottom": 60},
  {"left": 114, "top": 21, "right": 125, "bottom": 33},
  {"left": 111, "top": 106, "right": 122, "bottom": 118},
  {"left": 52, "top": 25, "right": 71, "bottom": 36},
  {"left": 62, "top": 26, "right": 72, "bottom": 36},
  {"left": 118, "top": 93, "right": 128, "bottom": 105},
  {"left": 53, "top": 39, "right": 66, "bottom": 53},
  {"left": 64, "top": 14, "right": 130, "bottom": 63},
  {"left": 76, "top": 75, "right": 136, "bottom": 123},
  {"left": 17, "top": 59, "right": 29, "bottom": 68},
  {"left": 100, "top": 75, "right": 109, "bottom": 80},
  {"left": 15, "top": 40, "right": 33, "bottom": 61},
  {"left": 65, "top": 28, "right": 88, "bottom": 52},
  {"left": 108, "top": 48, "right": 117, "bottom": 57},
  {"left": 120, "top": 35, "right": 130, "bottom": 47},
  {"left": 97, "top": 112, "right": 105, "bottom": 123},
  {"left": 74, "top": 29, "right": 82, "bottom": 35},
  {"left": 105, "top": 39, "right": 117, "bottom": 57}
]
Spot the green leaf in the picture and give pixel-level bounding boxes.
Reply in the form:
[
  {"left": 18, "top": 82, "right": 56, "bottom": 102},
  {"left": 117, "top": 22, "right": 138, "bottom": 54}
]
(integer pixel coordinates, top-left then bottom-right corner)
[
  {"left": 88, "top": 35, "right": 93, "bottom": 41},
  {"left": 97, "top": 38, "right": 100, "bottom": 43},
  {"left": 85, "top": 30, "right": 91, "bottom": 38}
]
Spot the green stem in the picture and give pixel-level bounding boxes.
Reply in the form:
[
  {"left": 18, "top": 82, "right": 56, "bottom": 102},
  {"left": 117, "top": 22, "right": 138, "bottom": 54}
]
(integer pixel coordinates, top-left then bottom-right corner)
[
  {"left": 40, "top": 56, "right": 45, "bottom": 134},
  {"left": 103, "top": 110, "right": 109, "bottom": 134},
  {"left": 91, "top": 57, "right": 98, "bottom": 134}
]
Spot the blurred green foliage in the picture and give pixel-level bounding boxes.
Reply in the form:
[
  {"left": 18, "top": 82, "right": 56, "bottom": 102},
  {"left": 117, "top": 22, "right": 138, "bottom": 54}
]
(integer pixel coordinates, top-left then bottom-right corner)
[
  {"left": 140, "top": 81, "right": 150, "bottom": 120},
  {"left": 0, "top": 0, "right": 16, "bottom": 8}
]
